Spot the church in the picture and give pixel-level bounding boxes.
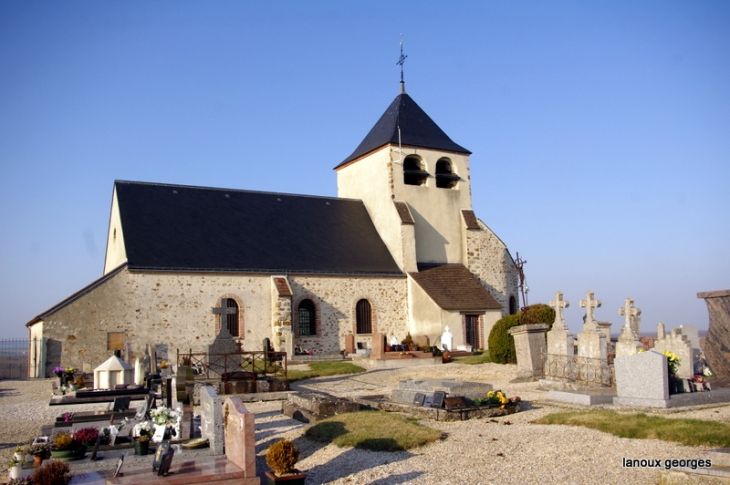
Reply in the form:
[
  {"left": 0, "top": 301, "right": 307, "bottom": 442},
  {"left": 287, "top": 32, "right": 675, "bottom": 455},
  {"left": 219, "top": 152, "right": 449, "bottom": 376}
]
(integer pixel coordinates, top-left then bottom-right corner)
[{"left": 26, "top": 80, "right": 519, "bottom": 377}]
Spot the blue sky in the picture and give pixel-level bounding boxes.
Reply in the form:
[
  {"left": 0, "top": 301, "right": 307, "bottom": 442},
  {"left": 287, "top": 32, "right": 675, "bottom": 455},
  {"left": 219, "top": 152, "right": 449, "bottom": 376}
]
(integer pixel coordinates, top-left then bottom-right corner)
[{"left": 1, "top": 1, "right": 728, "bottom": 338}]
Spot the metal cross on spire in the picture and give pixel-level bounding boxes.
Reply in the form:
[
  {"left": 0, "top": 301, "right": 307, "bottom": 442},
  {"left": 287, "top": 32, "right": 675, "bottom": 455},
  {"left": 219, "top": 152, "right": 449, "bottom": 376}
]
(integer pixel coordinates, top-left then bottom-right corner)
[{"left": 397, "top": 35, "right": 408, "bottom": 85}]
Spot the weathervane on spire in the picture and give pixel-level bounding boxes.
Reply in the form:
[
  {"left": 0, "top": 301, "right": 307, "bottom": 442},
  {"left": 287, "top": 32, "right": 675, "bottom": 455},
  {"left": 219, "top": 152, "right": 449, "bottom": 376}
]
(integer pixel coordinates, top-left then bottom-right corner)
[{"left": 396, "top": 35, "right": 408, "bottom": 85}]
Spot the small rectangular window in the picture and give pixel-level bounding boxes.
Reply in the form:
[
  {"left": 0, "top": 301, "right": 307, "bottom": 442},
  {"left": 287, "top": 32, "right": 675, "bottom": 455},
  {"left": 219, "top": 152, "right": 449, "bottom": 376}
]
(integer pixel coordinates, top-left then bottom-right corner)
[{"left": 107, "top": 332, "right": 125, "bottom": 351}]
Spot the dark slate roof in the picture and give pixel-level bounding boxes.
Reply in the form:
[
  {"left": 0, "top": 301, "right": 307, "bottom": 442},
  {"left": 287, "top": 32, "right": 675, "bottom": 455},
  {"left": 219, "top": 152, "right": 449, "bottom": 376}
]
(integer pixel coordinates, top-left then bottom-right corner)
[
  {"left": 114, "top": 181, "right": 402, "bottom": 275},
  {"left": 336, "top": 92, "right": 471, "bottom": 168},
  {"left": 409, "top": 265, "right": 502, "bottom": 311}
]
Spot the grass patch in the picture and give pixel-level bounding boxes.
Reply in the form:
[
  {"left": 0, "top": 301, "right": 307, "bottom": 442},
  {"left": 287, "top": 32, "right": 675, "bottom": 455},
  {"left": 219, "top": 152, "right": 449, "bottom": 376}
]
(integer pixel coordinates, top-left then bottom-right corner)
[
  {"left": 286, "top": 361, "right": 365, "bottom": 382},
  {"left": 532, "top": 410, "right": 730, "bottom": 448},
  {"left": 305, "top": 410, "right": 443, "bottom": 451},
  {"left": 452, "top": 351, "right": 492, "bottom": 365}
]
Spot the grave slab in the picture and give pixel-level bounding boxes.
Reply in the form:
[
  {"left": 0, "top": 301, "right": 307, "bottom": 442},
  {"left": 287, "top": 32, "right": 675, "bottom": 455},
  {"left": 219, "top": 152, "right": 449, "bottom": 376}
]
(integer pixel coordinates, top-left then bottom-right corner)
[{"left": 548, "top": 389, "right": 616, "bottom": 405}]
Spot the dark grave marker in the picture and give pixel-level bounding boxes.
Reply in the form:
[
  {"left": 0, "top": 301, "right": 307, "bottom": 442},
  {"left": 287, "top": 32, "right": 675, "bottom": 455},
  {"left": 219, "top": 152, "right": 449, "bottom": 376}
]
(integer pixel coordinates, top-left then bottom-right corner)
[
  {"left": 157, "top": 447, "right": 175, "bottom": 476},
  {"left": 152, "top": 441, "right": 171, "bottom": 471},
  {"left": 423, "top": 395, "right": 433, "bottom": 407},
  {"left": 412, "top": 393, "right": 425, "bottom": 406},
  {"left": 112, "top": 396, "right": 131, "bottom": 412},
  {"left": 90, "top": 433, "right": 103, "bottom": 461},
  {"left": 431, "top": 391, "right": 446, "bottom": 408}
]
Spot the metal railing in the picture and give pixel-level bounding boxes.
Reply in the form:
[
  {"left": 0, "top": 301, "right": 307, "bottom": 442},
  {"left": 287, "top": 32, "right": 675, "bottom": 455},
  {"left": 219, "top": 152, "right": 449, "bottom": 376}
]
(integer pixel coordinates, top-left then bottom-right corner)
[
  {"left": 0, "top": 338, "right": 44, "bottom": 379},
  {"left": 176, "top": 349, "right": 287, "bottom": 381},
  {"left": 542, "top": 352, "right": 614, "bottom": 387}
]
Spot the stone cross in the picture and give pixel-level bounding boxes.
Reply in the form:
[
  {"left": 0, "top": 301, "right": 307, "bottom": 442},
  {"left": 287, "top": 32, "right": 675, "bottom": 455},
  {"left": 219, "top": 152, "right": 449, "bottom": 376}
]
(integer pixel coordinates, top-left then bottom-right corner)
[
  {"left": 211, "top": 304, "right": 236, "bottom": 330},
  {"left": 618, "top": 298, "right": 641, "bottom": 333},
  {"left": 549, "top": 292, "right": 569, "bottom": 327},
  {"left": 579, "top": 291, "right": 602, "bottom": 326}
]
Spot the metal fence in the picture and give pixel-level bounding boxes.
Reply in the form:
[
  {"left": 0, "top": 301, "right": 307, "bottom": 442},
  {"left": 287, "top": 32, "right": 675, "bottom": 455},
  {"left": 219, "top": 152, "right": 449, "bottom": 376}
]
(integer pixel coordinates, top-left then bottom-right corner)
[
  {"left": 542, "top": 352, "right": 614, "bottom": 387},
  {"left": 0, "top": 338, "right": 43, "bottom": 379},
  {"left": 176, "top": 349, "right": 288, "bottom": 381}
]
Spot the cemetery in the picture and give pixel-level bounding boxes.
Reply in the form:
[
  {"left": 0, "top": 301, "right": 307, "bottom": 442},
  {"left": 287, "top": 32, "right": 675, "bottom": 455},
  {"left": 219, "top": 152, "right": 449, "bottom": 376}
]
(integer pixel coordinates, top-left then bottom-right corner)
[{"left": 3, "top": 288, "right": 730, "bottom": 484}]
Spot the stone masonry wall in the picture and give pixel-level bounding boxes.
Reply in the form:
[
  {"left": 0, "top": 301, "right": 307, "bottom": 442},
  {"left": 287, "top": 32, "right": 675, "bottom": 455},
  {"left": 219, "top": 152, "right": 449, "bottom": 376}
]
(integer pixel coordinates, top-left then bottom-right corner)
[
  {"left": 288, "top": 275, "right": 408, "bottom": 354},
  {"left": 465, "top": 219, "right": 519, "bottom": 316},
  {"left": 34, "top": 269, "right": 274, "bottom": 375}
]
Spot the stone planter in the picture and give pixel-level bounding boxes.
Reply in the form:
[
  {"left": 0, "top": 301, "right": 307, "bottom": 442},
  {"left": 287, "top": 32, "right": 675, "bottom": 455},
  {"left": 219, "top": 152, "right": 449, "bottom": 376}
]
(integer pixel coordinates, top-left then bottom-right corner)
[
  {"left": 265, "top": 471, "right": 307, "bottom": 485},
  {"left": 134, "top": 439, "right": 150, "bottom": 456},
  {"left": 8, "top": 464, "right": 22, "bottom": 480},
  {"left": 51, "top": 445, "right": 86, "bottom": 462}
]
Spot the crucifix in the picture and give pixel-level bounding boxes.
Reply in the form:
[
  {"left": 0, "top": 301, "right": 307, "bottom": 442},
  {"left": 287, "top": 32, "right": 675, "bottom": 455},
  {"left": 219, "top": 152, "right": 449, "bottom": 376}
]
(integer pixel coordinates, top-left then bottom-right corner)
[
  {"left": 549, "top": 291, "right": 569, "bottom": 327},
  {"left": 579, "top": 291, "right": 601, "bottom": 326},
  {"left": 618, "top": 298, "right": 641, "bottom": 334},
  {"left": 396, "top": 35, "right": 408, "bottom": 85}
]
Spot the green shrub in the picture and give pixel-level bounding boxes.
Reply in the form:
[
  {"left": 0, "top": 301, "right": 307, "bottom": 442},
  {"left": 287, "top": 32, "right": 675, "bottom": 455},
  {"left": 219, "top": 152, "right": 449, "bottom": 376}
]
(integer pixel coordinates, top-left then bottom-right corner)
[
  {"left": 520, "top": 303, "right": 555, "bottom": 326},
  {"left": 488, "top": 314, "right": 521, "bottom": 364},
  {"left": 488, "top": 303, "right": 556, "bottom": 364},
  {"left": 265, "top": 439, "right": 300, "bottom": 475}
]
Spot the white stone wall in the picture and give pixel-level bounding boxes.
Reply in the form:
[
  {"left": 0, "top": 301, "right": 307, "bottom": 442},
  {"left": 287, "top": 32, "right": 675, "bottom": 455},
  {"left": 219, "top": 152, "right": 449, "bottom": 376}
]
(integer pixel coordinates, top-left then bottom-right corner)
[
  {"left": 465, "top": 219, "right": 520, "bottom": 315},
  {"left": 103, "top": 188, "right": 127, "bottom": 274},
  {"left": 288, "top": 275, "right": 408, "bottom": 354}
]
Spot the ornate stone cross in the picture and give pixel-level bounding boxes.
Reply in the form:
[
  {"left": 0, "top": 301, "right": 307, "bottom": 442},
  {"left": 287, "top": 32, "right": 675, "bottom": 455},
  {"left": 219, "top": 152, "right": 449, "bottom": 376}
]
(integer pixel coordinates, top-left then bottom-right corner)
[
  {"left": 618, "top": 298, "right": 641, "bottom": 333},
  {"left": 549, "top": 291, "right": 569, "bottom": 327},
  {"left": 579, "top": 291, "right": 602, "bottom": 326}
]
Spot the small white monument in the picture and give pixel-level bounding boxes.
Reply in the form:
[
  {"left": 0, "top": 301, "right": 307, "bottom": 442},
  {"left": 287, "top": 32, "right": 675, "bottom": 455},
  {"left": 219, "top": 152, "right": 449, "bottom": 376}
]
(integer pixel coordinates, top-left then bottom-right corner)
[
  {"left": 441, "top": 326, "right": 453, "bottom": 351},
  {"left": 94, "top": 355, "right": 134, "bottom": 389}
]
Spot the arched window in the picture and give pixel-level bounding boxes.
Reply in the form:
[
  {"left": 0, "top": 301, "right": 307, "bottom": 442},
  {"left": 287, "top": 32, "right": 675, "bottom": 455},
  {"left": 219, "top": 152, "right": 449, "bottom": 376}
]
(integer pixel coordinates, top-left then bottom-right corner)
[
  {"left": 224, "top": 298, "right": 239, "bottom": 336},
  {"left": 356, "top": 299, "right": 372, "bottom": 334},
  {"left": 509, "top": 295, "right": 518, "bottom": 315},
  {"left": 435, "top": 158, "right": 459, "bottom": 189},
  {"left": 403, "top": 156, "right": 429, "bottom": 186},
  {"left": 298, "top": 299, "right": 316, "bottom": 336}
]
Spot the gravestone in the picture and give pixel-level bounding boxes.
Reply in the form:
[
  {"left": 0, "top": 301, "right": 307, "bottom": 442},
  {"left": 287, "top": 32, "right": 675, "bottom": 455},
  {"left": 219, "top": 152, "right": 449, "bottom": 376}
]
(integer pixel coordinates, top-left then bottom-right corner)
[
  {"left": 223, "top": 397, "right": 259, "bottom": 484},
  {"left": 652, "top": 326, "right": 693, "bottom": 379},
  {"left": 547, "top": 292, "right": 574, "bottom": 356},
  {"left": 619, "top": 297, "right": 642, "bottom": 335},
  {"left": 615, "top": 298, "right": 643, "bottom": 358},
  {"left": 576, "top": 291, "right": 607, "bottom": 360},
  {"left": 391, "top": 378, "right": 492, "bottom": 404},
  {"left": 344, "top": 333, "right": 355, "bottom": 355},
  {"left": 200, "top": 385, "right": 224, "bottom": 455},
  {"left": 208, "top": 327, "right": 242, "bottom": 376},
  {"left": 614, "top": 351, "right": 669, "bottom": 407},
  {"left": 414, "top": 335, "right": 430, "bottom": 349},
  {"left": 370, "top": 332, "right": 386, "bottom": 359},
  {"left": 441, "top": 326, "right": 453, "bottom": 351},
  {"left": 697, "top": 290, "right": 730, "bottom": 386},
  {"left": 509, "top": 324, "right": 549, "bottom": 382},
  {"left": 134, "top": 357, "right": 144, "bottom": 385}
]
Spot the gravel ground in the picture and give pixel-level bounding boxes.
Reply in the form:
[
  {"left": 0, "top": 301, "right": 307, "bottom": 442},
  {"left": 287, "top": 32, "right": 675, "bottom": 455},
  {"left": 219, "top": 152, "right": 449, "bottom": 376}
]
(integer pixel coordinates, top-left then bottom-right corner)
[{"left": 2, "top": 364, "right": 730, "bottom": 484}]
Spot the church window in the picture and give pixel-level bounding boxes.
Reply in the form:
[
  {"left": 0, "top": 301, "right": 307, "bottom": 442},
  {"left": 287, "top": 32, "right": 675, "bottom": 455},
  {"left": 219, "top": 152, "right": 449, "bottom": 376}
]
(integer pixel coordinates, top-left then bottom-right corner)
[
  {"left": 403, "top": 156, "right": 429, "bottom": 186},
  {"left": 356, "top": 299, "right": 372, "bottom": 334},
  {"left": 298, "top": 299, "right": 316, "bottom": 336},
  {"left": 509, "top": 295, "right": 518, "bottom": 315},
  {"left": 435, "top": 158, "right": 459, "bottom": 189},
  {"left": 223, "top": 298, "right": 239, "bottom": 337}
]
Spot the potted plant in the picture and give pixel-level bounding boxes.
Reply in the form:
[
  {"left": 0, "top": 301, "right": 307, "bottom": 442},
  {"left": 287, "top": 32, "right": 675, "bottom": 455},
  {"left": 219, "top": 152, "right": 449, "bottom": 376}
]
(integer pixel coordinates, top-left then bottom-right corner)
[
  {"left": 31, "top": 460, "right": 72, "bottom": 485},
  {"left": 50, "top": 431, "right": 85, "bottom": 461},
  {"left": 52, "top": 367, "right": 66, "bottom": 387},
  {"left": 149, "top": 406, "right": 180, "bottom": 439},
  {"left": 132, "top": 421, "right": 153, "bottom": 455},
  {"left": 7, "top": 456, "right": 22, "bottom": 480},
  {"left": 13, "top": 445, "right": 23, "bottom": 462},
  {"left": 265, "top": 439, "right": 306, "bottom": 485},
  {"left": 30, "top": 442, "right": 51, "bottom": 466},
  {"left": 401, "top": 333, "right": 414, "bottom": 351}
]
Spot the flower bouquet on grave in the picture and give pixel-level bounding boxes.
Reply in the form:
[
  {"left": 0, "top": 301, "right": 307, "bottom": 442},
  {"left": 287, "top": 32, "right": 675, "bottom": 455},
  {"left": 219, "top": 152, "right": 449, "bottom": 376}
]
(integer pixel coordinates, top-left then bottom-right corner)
[
  {"left": 132, "top": 421, "right": 153, "bottom": 455},
  {"left": 149, "top": 406, "right": 180, "bottom": 426},
  {"left": 53, "top": 366, "right": 66, "bottom": 387},
  {"left": 74, "top": 427, "right": 99, "bottom": 447},
  {"left": 662, "top": 351, "right": 681, "bottom": 376}
]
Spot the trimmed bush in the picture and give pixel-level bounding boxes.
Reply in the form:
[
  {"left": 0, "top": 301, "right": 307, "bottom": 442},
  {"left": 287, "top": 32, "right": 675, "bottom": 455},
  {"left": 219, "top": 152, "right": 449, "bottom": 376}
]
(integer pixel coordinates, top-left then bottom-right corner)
[
  {"left": 488, "top": 314, "right": 521, "bottom": 364},
  {"left": 265, "top": 439, "right": 300, "bottom": 475},
  {"left": 488, "top": 303, "right": 556, "bottom": 364},
  {"left": 520, "top": 303, "right": 555, "bottom": 326}
]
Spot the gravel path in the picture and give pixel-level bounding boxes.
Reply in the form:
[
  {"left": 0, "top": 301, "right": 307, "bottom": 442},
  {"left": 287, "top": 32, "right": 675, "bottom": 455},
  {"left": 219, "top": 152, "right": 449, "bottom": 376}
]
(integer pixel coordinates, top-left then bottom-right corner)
[{"left": 2, "top": 364, "right": 729, "bottom": 484}]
